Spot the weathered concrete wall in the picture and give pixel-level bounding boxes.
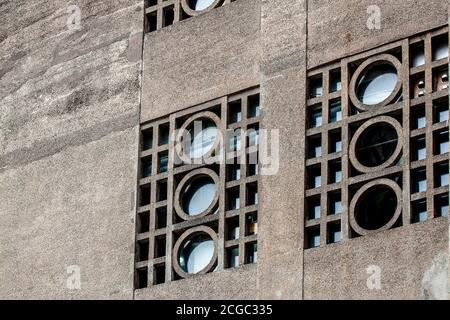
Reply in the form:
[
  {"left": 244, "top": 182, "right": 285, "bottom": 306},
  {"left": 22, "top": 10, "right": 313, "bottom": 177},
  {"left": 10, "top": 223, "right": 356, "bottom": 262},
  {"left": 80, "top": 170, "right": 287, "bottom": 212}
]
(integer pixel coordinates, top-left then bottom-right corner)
[
  {"left": 0, "top": 0, "right": 449, "bottom": 300},
  {"left": 303, "top": 219, "right": 448, "bottom": 300},
  {"left": 135, "top": 265, "right": 257, "bottom": 300},
  {"left": 140, "top": 0, "right": 261, "bottom": 122},
  {"left": 0, "top": 0, "right": 143, "bottom": 299},
  {"left": 258, "top": 0, "right": 307, "bottom": 300},
  {"left": 307, "top": 0, "right": 449, "bottom": 68}
]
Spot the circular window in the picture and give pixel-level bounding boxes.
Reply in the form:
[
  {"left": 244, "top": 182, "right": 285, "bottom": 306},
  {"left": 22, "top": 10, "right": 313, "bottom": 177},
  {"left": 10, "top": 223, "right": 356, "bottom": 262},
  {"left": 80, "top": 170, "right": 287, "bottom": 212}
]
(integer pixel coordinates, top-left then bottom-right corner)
[
  {"left": 174, "top": 168, "right": 219, "bottom": 221},
  {"left": 189, "top": 0, "right": 216, "bottom": 11},
  {"left": 181, "top": 0, "right": 222, "bottom": 16},
  {"left": 175, "top": 111, "right": 221, "bottom": 164},
  {"left": 350, "top": 179, "right": 401, "bottom": 236},
  {"left": 357, "top": 64, "right": 398, "bottom": 105},
  {"left": 179, "top": 234, "right": 215, "bottom": 274},
  {"left": 349, "top": 54, "right": 402, "bottom": 111},
  {"left": 173, "top": 226, "right": 218, "bottom": 278},
  {"left": 356, "top": 122, "right": 398, "bottom": 167},
  {"left": 187, "top": 119, "right": 218, "bottom": 159},
  {"left": 349, "top": 116, "right": 403, "bottom": 173},
  {"left": 182, "top": 176, "right": 216, "bottom": 216}
]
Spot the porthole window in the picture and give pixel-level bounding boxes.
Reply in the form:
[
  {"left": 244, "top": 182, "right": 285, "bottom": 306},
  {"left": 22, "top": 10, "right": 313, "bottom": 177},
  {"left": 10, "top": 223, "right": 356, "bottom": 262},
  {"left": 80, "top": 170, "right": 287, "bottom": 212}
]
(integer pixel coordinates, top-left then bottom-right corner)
[
  {"left": 355, "top": 185, "right": 397, "bottom": 230},
  {"left": 175, "top": 112, "right": 221, "bottom": 163},
  {"left": 179, "top": 234, "right": 215, "bottom": 274},
  {"left": 350, "top": 179, "right": 402, "bottom": 235},
  {"left": 181, "top": 0, "right": 222, "bottom": 16},
  {"left": 173, "top": 226, "right": 218, "bottom": 278},
  {"left": 183, "top": 176, "right": 216, "bottom": 216},
  {"left": 174, "top": 169, "right": 219, "bottom": 221},
  {"left": 356, "top": 123, "right": 398, "bottom": 167},
  {"left": 350, "top": 117, "right": 403, "bottom": 173},
  {"left": 357, "top": 64, "right": 398, "bottom": 105},
  {"left": 349, "top": 54, "right": 402, "bottom": 111},
  {"left": 187, "top": 119, "right": 218, "bottom": 159}
]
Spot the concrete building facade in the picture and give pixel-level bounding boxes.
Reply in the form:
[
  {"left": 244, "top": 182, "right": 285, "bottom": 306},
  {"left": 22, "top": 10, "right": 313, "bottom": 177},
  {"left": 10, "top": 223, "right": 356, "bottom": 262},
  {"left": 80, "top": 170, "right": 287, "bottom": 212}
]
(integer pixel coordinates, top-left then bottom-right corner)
[{"left": 0, "top": 0, "right": 449, "bottom": 299}]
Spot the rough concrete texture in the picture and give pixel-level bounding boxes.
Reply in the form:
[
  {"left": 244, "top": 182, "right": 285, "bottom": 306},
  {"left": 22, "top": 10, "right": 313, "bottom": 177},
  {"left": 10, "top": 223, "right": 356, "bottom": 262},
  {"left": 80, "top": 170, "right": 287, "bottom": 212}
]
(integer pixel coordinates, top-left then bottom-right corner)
[
  {"left": 307, "top": 0, "right": 449, "bottom": 68},
  {"left": 303, "top": 219, "right": 448, "bottom": 300},
  {"left": 140, "top": 0, "right": 261, "bottom": 122},
  {"left": 1, "top": 0, "right": 449, "bottom": 300},
  {"left": 135, "top": 265, "right": 257, "bottom": 300},
  {"left": 0, "top": 0, "right": 143, "bottom": 299},
  {"left": 257, "top": 0, "right": 307, "bottom": 300}
]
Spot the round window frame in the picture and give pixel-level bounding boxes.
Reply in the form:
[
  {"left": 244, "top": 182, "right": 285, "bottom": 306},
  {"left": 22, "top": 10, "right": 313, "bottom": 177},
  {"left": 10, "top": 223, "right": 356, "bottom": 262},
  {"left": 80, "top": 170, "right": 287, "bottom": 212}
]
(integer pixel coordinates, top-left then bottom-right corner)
[
  {"left": 349, "top": 178, "right": 402, "bottom": 236},
  {"left": 181, "top": 0, "right": 223, "bottom": 17},
  {"left": 349, "top": 116, "right": 403, "bottom": 173},
  {"left": 349, "top": 54, "right": 402, "bottom": 111},
  {"left": 173, "top": 226, "right": 218, "bottom": 278},
  {"left": 174, "top": 168, "right": 220, "bottom": 221},
  {"left": 175, "top": 111, "right": 221, "bottom": 164}
]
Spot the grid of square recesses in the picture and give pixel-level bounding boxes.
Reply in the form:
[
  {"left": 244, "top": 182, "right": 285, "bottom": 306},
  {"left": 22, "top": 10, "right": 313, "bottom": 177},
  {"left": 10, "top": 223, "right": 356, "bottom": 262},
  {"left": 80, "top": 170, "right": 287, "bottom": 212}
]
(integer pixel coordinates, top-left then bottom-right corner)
[
  {"left": 145, "top": 0, "right": 237, "bottom": 33},
  {"left": 135, "top": 87, "right": 261, "bottom": 289},
  {"left": 304, "top": 26, "right": 449, "bottom": 249}
]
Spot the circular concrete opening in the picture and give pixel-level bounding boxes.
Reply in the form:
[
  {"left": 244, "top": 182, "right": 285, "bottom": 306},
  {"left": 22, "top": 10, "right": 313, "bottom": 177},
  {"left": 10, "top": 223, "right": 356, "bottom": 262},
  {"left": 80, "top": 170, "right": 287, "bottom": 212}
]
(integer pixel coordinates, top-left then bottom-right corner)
[
  {"left": 357, "top": 64, "right": 398, "bottom": 106},
  {"left": 349, "top": 54, "right": 402, "bottom": 111},
  {"left": 181, "top": 0, "right": 222, "bottom": 16},
  {"left": 186, "top": 119, "right": 218, "bottom": 159},
  {"left": 355, "top": 122, "right": 399, "bottom": 168},
  {"left": 175, "top": 111, "right": 221, "bottom": 164},
  {"left": 349, "top": 179, "right": 402, "bottom": 236},
  {"left": 179, "top": 233, "right": 215, "bottom": 274},
  {"left": 173, "top": 226, "right": 218, "bottom": 278},
  {"left": 355, "top": 185, "right": 397, "bottom": 230},
  {"left": 174, "top": 168, "right": 219, "bottom": 221},
  {"left": 349, "top": 116, "right": 403, "bottom": 173}
]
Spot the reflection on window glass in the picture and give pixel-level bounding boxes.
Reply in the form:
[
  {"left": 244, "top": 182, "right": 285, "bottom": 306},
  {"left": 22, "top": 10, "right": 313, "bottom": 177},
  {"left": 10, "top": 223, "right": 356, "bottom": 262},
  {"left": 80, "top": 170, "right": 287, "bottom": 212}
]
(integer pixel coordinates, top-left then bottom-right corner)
[
  {"left": 356, "top": 123, "right": 398, "bottom": 167},
  {"left": 309, "top": 107, "right": 323, "bottom": 128},
  {"left": 142, "top": 158, "right": 152, "bottom": 178},
  {"left": 433, "top": 39, "right": 449, "bottom": 61},
  {"left": 229, "top": 247, "right": 239, "bottom": 268},
  {"left": 357, "top": 64, "right": 398, "bottom": 105},
  {"left": 188, "top": 120, "right": 218, "bottom": 158},
  {"left": 330, "top": 70, "right": 342, "bottom": 92},
  {"left": 411, "top": 49, "right": 425, "bottom": 67},
  {"left": 329, "top": 100, "right": 342, "bottom": 123},
  {"left": 182, "top": 177, "right": 216, "bottom": 216},
  {"left": 189, "top": 0, "right": 215, "bottom": 11},
  {"left": 179, "top": 235, "right": 214, "bottom": 274},
  {"left": 248, "top": 94, "right": 261, "bottom": 118},
  {"left": 229, "top": 132, "right": 241, "bottom": 151}
]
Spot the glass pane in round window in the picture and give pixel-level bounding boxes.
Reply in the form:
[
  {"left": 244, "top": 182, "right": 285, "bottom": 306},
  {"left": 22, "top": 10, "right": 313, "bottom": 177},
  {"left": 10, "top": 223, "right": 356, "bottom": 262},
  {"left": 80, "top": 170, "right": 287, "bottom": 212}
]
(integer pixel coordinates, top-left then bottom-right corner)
[
  {"left": 182, "top": 176, "right": 216, "bottom": 216},
  {"left": 189, "top": 0, "right": 215, "bottom": 11},
  {"left": 357, "top": 64, "right": 398, "bottom": 105},
  {"left": 179, "top": 234, "right": 214, "bottom": 274},
  {"left": 433, "top": 42, "right": 449, "bottom": 61},
  {"left": 188, "top": 119, "right": 218, "bottom": 158},
  {"left": 356, "top": 123, "right": 398, "bottom": 167},
  {"left": 355, "top": 186, "right": 397, "bottom": 230}
]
